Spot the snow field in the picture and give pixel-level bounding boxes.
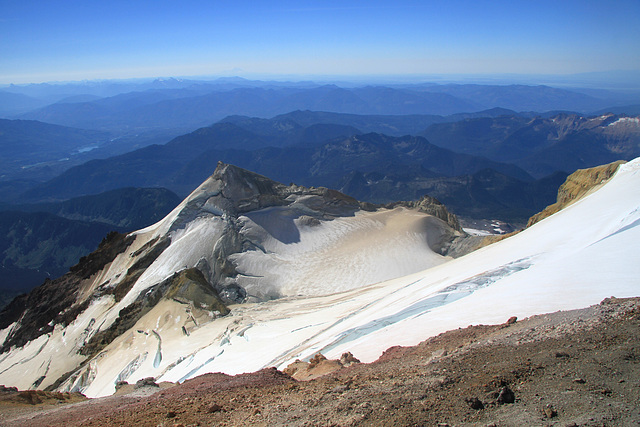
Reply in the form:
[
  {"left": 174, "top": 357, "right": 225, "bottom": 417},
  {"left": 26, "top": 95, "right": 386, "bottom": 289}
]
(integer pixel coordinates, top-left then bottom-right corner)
[{"left": 1, "top": 159, "right": 638, "bottom": 398}]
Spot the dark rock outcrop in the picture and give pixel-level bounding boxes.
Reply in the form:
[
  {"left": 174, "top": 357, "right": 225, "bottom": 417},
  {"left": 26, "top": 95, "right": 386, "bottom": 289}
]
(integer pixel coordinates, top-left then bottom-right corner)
[
  {"left": 0, "top": 231, "right": 135, "bottom": 353},
  {"left": 466, "top": 397, "right": 485, "bottom": 410},
  {"left": 80, "top": 268, "right": 228, "bottom": 358},
  {"left": 497, "top": 386, "right": 516, "bottom": 404}
]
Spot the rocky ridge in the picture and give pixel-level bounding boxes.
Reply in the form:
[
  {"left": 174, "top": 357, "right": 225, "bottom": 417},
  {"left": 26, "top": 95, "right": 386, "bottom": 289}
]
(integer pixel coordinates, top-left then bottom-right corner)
[
  {"left": 385, "top": 195, "right": 463, "bottom": 233},
  {"left": 527, "top": 160, "right": 627, "bottom": 227},
  {"left": 0, "top": 161, "right": 465, "bottom": 395}
]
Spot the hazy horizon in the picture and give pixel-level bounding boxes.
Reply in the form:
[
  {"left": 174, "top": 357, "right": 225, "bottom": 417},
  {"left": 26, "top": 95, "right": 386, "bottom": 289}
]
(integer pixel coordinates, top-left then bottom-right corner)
[
  {"left": 2, "top": 0, "right": 640, "bottom": 86},
  {"left": 3, "top": 70, "right": 640, "bottom": 93}
]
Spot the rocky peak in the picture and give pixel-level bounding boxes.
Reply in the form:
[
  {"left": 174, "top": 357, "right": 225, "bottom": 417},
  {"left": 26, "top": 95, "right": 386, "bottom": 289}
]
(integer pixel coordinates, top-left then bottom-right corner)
[
  {"left": 169, "top": 162, "right": 362, "bottom": 233},
  {"left": 0, "top": 160, "right": 472, "bottom": 397},
  {"left": 211, "top": 161, "right": 290, "bottom": 214},
  {"left": 385, "top": 195, "right": 463, "bottom": 233}
]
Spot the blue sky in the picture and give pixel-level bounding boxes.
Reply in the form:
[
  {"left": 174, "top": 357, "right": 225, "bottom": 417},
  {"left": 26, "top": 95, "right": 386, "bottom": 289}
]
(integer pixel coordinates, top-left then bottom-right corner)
[{"left": 1, "top": 0, "right": 639, "bottom": 84}]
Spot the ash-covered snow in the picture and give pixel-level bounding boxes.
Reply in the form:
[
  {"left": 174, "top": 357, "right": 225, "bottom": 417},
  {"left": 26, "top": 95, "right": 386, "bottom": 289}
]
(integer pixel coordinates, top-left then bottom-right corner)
[
  {"left": 1, "top": 159, "right": 640, "bottom": 398},
  {"left": 231, "top": 207, "right": 448, "bottom": 299}
]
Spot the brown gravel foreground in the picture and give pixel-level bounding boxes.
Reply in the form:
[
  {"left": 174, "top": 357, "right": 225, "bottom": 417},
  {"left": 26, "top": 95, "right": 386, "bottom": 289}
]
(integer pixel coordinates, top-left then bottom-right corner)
[{"left": 2, "top": 297, "right": 639, "bottom": 427}]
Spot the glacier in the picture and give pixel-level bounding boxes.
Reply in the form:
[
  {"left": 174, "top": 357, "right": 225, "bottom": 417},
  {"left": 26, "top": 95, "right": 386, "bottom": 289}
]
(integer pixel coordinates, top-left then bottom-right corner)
[{"left": 0, "top": 159, "right": 639, "bottom": 398}]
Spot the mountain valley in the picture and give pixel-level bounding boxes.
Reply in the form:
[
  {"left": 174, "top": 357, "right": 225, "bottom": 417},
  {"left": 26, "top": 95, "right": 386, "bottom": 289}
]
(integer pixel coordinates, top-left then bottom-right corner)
[
  {"left": 0, "top": 78, "right": 639, "bottom": 425},
  {"left": 2, "top": 88, "right": 639, "bottom": 309}
]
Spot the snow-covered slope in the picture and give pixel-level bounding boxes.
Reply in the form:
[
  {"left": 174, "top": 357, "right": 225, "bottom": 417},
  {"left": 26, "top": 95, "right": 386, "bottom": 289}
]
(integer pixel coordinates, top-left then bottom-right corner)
[
  {"left": 1, "top": 159, "right": 638, "bottom": 398},
  {"left": 0, "top": 162, "right": 460, "bottom": 396}
]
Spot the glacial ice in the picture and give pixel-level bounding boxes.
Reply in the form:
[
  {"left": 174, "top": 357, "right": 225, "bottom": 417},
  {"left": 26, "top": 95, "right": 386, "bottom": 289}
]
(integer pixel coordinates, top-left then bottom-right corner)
[{"left": 1, "top": 158, "right": 639, "bottom": 398}]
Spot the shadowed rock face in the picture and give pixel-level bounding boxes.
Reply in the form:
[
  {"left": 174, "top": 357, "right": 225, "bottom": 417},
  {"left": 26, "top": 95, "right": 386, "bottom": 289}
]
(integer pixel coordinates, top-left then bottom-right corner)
[
  {"left": 211, "top": 160, "right": 363, "bottom": 217},
  {"left": 79, "top": 268, "right": 229, "bottom": 359}
]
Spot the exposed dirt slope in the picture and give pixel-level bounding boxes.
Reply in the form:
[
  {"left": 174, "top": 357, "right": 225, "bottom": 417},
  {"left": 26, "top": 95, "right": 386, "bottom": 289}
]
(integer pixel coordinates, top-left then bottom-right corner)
[
  {"left": 527, "top": 160, "right": 626, "bottom": 227},
  {"left": 2, "top": 297, "right": 638, "bottom": 427}
]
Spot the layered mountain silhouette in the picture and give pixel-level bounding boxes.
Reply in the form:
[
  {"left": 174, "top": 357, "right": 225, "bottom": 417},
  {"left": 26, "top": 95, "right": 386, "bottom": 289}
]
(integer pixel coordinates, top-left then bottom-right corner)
[
  {"left": 10, "top": 82, "right": 613, "bottom": 133},
  {"left": 15, "top": 110, "right": 634, "bottom": 225},
  {"left": 14, "top": 85, "right": 477, "bottom": 131},
  {"left": 219, "top": 107, "right": 521, "bottom": 138},
  {"left": 422, "top": 113, "right": 640, "bottom": 177},
  {"left": 416, "top": 83, "right": 606, "bottom": 112},
  {"left": 18, "top": 123, "right": 533, "bottom": 203}
]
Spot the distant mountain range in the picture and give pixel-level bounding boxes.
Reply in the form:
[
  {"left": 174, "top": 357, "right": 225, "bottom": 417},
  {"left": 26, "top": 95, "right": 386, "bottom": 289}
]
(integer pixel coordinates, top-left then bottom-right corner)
[
  {"left": 0, "top": 109, "right": 526, "bottom": 186},
  {"left": 412, "top": 83, "right": 606, "bottom": 113},
  {"left": 0, "top": 91, "right": 49, "bottom": 116},
  {"left": 9, "top": 109, "right": 639, "bottom": 222},
  {"left": 3, "top": 107, "right": 638, "bottom": 219},
  {"left": 422, "top": 113, "right": 640, "bottom": 177},
  {"left": 2, "top": 80, "right": 630, "bottom": 135},
  {"left": 10, "top": 85, "right": 479, "bottom": 131},
  {"left": 1, "top": 81, "right": 638, "bottom": 306},
  {"left": 219, "top": 107, "right": 521, "bottom": 138},
  {"left": 16, "top": 123, "right": 534, "bottom": 205},
  {"left": 5, "top": 109, "right": 637, "bottom": 193}
]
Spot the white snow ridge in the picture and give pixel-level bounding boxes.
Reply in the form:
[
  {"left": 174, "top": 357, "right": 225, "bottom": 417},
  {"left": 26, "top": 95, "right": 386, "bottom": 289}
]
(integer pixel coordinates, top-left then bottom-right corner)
[{"left": 1, "top": 159, "right": 639, "bottom": 398}]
